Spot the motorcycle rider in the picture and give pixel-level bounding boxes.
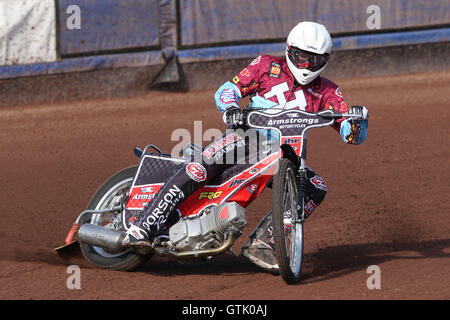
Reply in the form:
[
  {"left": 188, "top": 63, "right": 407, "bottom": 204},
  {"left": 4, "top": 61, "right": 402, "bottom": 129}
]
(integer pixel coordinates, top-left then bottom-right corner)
[{"left": 123, "top": 21, "right": 369, "bottom": 273}]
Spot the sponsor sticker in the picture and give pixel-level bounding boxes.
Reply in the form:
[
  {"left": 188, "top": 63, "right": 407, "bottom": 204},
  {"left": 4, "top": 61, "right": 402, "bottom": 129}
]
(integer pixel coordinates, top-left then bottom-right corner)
[
  {"left": 283, "top": 138, "right": 301, "bottom": 144},
  {"left": 219, "top": 88, "right": 237, "bottom": 104},
  {"left": 268, "top": 62, "right": 282, "bottom": 78},
  {"left": 142, "top": 184, "right": 184, "bottom": 231},
  {"left": 186, "top": 162, "right": 207, "bottom": 183},
  {"left": 267, "top": 118, "right": 319, "bottom": 126},
  {"left": 239, "top": 68, "right": 250, "bottom": 77},
  {"left": 250, "top": 55, "right": 261, "bottom": 65},
  {"left": 131, "top": 193, "right": 155, "bottom": 201},
  {"left": 310, "top": 175, "right": 327, "bottom": 191},
  {"left": 304, "top": 200, "right": 317, "bottom": 216},
  {"left": 229, "top": 178, "right": 245, "bottom": 188},
  {"left": 198, "top": 191, "right": 222, "bottom": 200},
  {"left": 246, "top": 184, "right": 258, "bottom": 194}
]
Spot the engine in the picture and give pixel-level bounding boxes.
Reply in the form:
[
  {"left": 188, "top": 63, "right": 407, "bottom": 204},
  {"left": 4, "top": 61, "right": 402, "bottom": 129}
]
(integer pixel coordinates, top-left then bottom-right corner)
[{"left": 168, "top": 202, "right": 247, "bottom": 251}]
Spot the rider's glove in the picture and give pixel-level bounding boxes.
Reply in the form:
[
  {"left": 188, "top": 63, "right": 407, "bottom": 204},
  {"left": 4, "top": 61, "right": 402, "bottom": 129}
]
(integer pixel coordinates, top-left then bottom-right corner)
[
  {"left": 340, "top": 105, "right": 369, "bottom": 145},
  {"left": 222, "top": 105, "right": 241, "bottom": 125},
  {"left": 348, "top": 105, "right": 369, "bottom": 120}
]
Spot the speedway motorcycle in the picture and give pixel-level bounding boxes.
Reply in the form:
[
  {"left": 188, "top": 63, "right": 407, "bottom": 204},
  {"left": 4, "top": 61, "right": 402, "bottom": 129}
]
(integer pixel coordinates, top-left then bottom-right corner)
[{"left": 56, "top": 104, "right": 364, "bottom": 284}]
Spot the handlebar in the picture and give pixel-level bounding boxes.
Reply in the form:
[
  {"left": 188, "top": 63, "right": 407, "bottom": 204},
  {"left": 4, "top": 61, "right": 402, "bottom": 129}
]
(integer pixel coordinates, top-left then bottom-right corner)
[
  {"left": 316, "top": 112, "right": 367, "bottom": 120},
  {"left": 237, "top": 104, "right": 368, "bottom": 126}
]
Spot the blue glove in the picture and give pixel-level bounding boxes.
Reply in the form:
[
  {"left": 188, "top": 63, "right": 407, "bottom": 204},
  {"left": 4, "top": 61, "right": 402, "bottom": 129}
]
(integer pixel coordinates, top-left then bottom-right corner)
[
  {"left": 340, "top": 118, "right": 368, "bottom": 145},
  {"left": 340, "top": 105, "right": 369, "bottom": 144}
]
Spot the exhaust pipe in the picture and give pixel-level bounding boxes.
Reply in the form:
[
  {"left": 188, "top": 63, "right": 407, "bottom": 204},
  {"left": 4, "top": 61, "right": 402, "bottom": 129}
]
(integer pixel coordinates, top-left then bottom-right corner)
[{"left": 78, "top": 224, "right": 126, "bottom": 253}]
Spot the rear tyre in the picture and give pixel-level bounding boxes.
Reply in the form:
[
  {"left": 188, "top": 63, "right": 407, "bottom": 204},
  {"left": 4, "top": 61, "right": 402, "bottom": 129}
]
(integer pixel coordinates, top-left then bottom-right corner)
[
  {"left": 272, "top": 159, "right": 304, "bottom": 284},
  {"left": 79, "top": 166, "right": 150, "bottom": 271}
]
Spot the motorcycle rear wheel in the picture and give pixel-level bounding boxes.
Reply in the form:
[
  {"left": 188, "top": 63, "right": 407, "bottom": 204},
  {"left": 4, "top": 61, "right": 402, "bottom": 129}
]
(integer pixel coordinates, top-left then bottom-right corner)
[
  {"left": 272, "top": 158, "right": 304, "bottom": 284},
  {"left": 79, "top": 166, "right": 150, "bottom": 271}
]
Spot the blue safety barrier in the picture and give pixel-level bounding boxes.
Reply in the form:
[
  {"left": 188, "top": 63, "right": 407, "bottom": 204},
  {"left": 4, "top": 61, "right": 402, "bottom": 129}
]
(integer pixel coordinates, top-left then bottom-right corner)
[
  {"left": 0, "top": 0, "right": 449, "bottom": 80},
  {"left": 57, "top": 0, "right": 160, "bottom": 55}
]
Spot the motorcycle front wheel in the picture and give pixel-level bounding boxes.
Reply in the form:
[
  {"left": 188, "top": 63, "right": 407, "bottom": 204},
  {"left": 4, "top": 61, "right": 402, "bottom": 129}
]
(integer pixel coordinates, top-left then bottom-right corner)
[
  {"left": 272, "top": 158, "right": 304, "bottom": 284},
  {"left": 79, "top": 166, "right": 150, "bottom": 271}
]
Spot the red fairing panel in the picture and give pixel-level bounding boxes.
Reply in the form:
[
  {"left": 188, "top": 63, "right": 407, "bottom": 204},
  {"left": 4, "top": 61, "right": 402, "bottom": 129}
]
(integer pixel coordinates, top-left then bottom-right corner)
[
  {"left": 178, "top": 152, "right": 280, "bottom": 217},
  {"left": 281, "top": 136, "right": 302, "bottom": 156},
  {"left": 126, "top": 183, "right": 163, "bottom": 209}
]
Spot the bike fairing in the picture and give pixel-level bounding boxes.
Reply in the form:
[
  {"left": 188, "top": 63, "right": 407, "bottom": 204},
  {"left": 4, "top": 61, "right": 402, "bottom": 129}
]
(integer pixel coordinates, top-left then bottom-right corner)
[
  {"left": 123, "top": 141, "right": 279, "bottom": 224},
  {"left": 127, "top": 128, "right": 280, "bottom": 239}
]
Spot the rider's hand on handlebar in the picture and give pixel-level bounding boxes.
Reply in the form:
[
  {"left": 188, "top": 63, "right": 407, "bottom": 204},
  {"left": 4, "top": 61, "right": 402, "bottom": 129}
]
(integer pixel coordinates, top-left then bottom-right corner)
[
  {"left": 222, "top": 106, "right": 242, "bottom": 125},
  {"left": 348, "top": 105, "right": 369, "bottom": 121}
]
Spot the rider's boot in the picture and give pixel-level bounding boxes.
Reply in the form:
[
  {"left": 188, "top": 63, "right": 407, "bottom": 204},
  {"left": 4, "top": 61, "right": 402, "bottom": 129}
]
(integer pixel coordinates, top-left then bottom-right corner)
[
  {"left": 242, "top": 191, "right": 303, "bottom": 273},
  {"left": 241, "top": 212, "right": 279, "bottom": 274},
  {"left": 122, "top": 225, "right": 153, "bottom": 253}
]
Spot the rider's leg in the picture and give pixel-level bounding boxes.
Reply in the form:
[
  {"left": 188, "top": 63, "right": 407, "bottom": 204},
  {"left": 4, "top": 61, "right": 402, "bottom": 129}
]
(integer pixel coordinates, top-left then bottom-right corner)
[
  {"left": 122, "top": 161, "right": 222, "bottom": 249},
  {"left": 122, "top": 130, "right": 247, "bottom": 249},
  {"left": 242, "top": 167, "right": 327, "bottom": 272},
  {"left": 300, "top": 167, "right": 327, "bottom": 218}
]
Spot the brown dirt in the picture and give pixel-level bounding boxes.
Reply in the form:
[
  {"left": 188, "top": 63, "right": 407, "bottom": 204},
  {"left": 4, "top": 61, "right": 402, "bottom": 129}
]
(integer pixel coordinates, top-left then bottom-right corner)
[{"left": 0, "top": 70, "right": 449, "bottom": 300}]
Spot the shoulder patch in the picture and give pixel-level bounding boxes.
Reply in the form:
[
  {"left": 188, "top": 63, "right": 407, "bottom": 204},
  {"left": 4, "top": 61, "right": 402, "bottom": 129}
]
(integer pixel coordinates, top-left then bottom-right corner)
[
  {"left": 219, "top": 88, "right": 237, "bottom": 104},
  {"left": 239, "top": 68, "right": 251, "bottom": 77},
  {"left": 268, "top": 62, "right": 282, "bottom": 78},
  {"left": 250, "top": 56, "right": 261, "bottom": 65}
]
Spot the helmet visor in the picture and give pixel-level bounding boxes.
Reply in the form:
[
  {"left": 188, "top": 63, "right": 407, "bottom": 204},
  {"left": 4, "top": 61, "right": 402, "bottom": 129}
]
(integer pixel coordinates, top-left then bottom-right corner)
[{"left": 287, "top": 45, "right": 330, "bottom": 72}]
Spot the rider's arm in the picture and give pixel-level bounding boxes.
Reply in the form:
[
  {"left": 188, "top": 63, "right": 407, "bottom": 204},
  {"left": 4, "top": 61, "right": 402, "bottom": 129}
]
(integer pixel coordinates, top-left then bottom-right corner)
[
  {"left": 323, "top": 85, "right": 368, "bottom": 145},
  {"left": 215, "top": 55, "right": 264, "bottom": 113}
]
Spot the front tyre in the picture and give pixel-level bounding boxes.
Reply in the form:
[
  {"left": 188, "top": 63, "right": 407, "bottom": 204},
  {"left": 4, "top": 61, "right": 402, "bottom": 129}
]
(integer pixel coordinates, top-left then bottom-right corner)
[
  {"left": 272, "top": 159, "right": 304, "bottom": 284},
  {"left": 79, "top": 166, "right": 150, "bottom": 271}
]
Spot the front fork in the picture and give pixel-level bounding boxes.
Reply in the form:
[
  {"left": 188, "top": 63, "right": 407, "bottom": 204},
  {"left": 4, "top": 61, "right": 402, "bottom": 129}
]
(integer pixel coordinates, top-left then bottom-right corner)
[{"left": 297, "top": 158, "right": 307, "bottom": 223}]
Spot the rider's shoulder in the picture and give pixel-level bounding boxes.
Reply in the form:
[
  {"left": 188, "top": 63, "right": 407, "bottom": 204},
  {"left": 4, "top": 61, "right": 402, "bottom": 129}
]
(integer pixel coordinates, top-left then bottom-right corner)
[
  {"left": 251, "top": 54, "right": 283, "bottom": 66},
  {"left": 314, "top": 77, "right": 343, "bottom": 95},
  {"left": 317, "top": 76, "right": 339, "bottom": 89}
]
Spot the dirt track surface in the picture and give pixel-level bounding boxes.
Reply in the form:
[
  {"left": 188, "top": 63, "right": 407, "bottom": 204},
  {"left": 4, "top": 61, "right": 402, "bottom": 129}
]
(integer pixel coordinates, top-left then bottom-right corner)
[{"left": 0, "top": 70, "right": 449, "bottom": 300}]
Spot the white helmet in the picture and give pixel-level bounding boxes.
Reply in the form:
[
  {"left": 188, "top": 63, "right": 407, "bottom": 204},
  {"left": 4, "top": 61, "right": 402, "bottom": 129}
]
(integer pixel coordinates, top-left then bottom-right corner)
[{"left": 286, "top": 21, "right": 332, "bottom": 85}]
